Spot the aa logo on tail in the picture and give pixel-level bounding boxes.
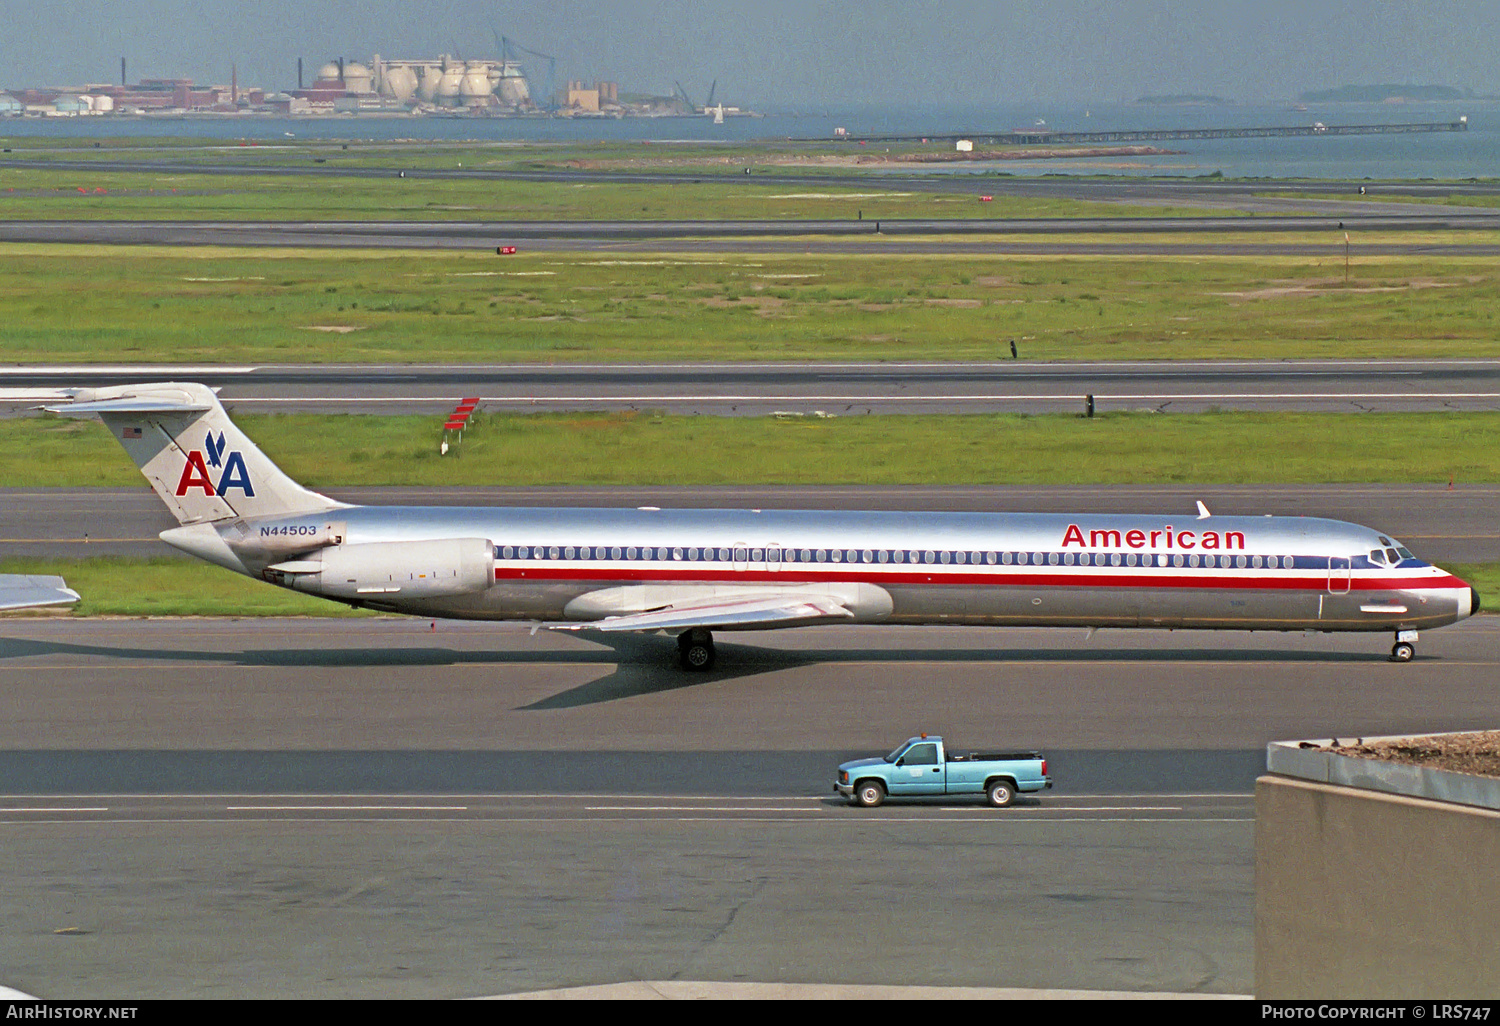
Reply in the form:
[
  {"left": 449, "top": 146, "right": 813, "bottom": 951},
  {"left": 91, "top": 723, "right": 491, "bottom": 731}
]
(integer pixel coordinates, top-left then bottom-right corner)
[{"left": 175, "top": 431, "right": 255, "bottom": 497}]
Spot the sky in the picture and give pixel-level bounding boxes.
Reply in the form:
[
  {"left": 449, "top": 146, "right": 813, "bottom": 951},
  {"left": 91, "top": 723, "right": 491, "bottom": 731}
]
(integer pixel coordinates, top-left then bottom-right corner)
[{"left": 2, "top": 1, "right": 1498, "bottom": 107}]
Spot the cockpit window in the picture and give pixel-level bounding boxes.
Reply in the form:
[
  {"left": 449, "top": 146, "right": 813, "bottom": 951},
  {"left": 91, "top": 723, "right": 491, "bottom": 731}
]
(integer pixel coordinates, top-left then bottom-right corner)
[
  {"left": 1378, "top": 536, "right": 1392, "bottom": 546},
  {"left": 1386, "top": 548, "right": 1400, "bottom": 564},
  {"left": 1369, "top": 550, "right": 1387, "bottom": 565},
  {"left": 1397, "top": 547, "right": 1414, "bottom": 560}
]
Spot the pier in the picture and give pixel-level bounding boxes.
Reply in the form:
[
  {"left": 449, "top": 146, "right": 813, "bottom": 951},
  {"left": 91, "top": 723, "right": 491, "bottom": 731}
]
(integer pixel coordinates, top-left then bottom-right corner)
[{"left": 817, "top": 119, "right": 1469, "bottom": 146}]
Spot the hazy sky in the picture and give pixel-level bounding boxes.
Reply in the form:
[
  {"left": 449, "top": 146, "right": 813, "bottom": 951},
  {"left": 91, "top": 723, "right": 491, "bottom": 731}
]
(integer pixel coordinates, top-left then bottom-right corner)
[{"left": 3, "top": 1, "right": 1497, "bottom": 106}]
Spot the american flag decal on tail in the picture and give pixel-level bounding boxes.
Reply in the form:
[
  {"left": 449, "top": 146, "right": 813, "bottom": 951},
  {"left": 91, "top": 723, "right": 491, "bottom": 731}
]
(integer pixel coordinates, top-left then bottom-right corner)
[{"left": 122, "top": 427, "right": 142, "bottom": 439}]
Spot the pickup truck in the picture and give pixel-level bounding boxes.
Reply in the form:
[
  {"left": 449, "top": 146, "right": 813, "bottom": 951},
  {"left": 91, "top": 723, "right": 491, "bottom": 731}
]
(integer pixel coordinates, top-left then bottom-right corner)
[{"left": 835, "top": 735, "right": 1051, "bottom": 808}]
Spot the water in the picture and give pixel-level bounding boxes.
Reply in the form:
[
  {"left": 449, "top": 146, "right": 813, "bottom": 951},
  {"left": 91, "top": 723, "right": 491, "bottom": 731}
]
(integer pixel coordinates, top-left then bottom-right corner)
[{"left": 1, "top": 100, "right": 1496, "bottom": 179}]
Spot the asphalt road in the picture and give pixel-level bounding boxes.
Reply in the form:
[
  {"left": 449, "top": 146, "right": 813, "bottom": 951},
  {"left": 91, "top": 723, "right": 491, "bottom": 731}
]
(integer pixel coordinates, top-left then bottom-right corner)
[
  {"left": 7, "top": 359, "right": 1500, "bottom": 415},
  {"left": 2, "top": 484, "right": 1493, "bottom": 562},
  {"left": 1, "top": 616, "right": 1496, "bottom": 998},
  {"left": 3, "top": 217, "right": 1499, "bottom": 258}
]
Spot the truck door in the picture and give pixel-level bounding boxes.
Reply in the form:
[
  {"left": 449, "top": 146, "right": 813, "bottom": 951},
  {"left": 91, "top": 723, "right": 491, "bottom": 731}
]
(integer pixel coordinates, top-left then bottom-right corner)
[{"left": 889, "top": 741, "right": 944, "bottom": 795}]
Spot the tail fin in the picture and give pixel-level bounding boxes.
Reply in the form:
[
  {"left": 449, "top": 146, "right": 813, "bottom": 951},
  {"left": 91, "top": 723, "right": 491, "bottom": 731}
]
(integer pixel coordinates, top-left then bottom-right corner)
[{"left": 48, "top": 382, "right": 344, "bottom": 525}]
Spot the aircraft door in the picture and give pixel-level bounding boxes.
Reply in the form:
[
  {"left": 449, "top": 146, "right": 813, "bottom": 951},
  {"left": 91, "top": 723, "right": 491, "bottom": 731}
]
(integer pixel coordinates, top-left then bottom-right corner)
[{"left": 1328, "top": 556, "right": 1351, "bottom": 595}]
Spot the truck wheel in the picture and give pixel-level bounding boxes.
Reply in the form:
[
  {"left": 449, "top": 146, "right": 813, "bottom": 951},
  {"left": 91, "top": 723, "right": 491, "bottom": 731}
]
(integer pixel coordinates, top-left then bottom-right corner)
[
  {"left": 855, "top": 780, "right": 885, "bottom": 808},
  {"left": 986, "top": 780, "right": 1016, "bottom": 808}
]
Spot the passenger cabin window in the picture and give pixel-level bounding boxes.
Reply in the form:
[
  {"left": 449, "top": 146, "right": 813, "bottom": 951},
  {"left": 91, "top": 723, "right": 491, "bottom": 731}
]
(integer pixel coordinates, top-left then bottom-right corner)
[{"left": 903, "top": 743, "right": 939, "bottom": 766}]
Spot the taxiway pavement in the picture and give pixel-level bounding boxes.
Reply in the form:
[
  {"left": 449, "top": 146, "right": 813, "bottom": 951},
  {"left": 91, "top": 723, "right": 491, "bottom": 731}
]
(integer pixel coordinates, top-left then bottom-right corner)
[
  {"left": 2, "top": 484, "right": 1493, "bottom": 562},
  {"left": 1, "top": 617, "right": 1496, "bottom": 997},
  {"left": 6, "top": 359, "right": 1500, "bottom": 415}
]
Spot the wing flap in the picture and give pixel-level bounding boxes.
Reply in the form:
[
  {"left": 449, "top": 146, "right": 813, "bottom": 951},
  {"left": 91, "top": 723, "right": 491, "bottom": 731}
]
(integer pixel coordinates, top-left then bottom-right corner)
[
  {"left": 0, "top": 575, "right": 80, "bottom": 611},
  {"left": 547, "top": 594, "right": 855, "bottom": 633}
]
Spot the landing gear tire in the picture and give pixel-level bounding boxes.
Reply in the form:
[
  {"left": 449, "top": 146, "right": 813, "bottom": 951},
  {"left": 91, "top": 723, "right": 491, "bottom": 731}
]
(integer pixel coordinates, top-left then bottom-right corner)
[
  {"left": 986, "top": 779, "right": 1016, "bottom": 808},
  {"left": 1390, "top": 642, "right": 1415, "bottom": 663},
  {"left": 855, "top": 780, "right": 886, "bottom": 808},
  {"left": 677, "top": 629, "right": 716, "bottom": 672}
]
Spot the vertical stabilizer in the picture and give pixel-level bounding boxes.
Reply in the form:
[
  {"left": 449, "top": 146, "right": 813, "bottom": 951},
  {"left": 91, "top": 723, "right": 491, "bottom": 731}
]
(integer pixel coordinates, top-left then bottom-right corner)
[{"left": 48, "top": 383, "right": 344, "bottom": 525}]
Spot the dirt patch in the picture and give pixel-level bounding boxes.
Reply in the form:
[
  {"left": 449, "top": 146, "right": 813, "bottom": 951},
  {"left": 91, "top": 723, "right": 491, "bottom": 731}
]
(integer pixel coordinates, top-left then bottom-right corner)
[
  {"left": 925, "top": 298, "right": 982, "bottom": 308},
  {"left": 299, "top": 325, "right": 364, "bottom": 333},
  {"left": 1316, "top": 731, "right": 1500, "bottom": 778},
  {"left": 1214, "top": 278, "right": 1459, "bottom": 300},
  {"left": 561, "top": 145, "right": 1180, "bottom": 171},
  {"left": 975, "top": 276, "right": 1011, "bottom": 287}
]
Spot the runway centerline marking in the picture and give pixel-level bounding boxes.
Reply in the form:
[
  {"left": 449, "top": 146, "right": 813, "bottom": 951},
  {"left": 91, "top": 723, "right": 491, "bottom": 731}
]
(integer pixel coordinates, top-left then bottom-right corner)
[{"left": 224, "top": 804, "right": 469, "bottom": 811}]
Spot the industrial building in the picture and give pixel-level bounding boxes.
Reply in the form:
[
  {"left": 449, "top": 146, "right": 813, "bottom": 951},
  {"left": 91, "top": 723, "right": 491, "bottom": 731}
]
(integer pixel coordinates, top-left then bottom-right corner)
[{"left": 290, "top": 56, "right": 532, "bottom": 112}]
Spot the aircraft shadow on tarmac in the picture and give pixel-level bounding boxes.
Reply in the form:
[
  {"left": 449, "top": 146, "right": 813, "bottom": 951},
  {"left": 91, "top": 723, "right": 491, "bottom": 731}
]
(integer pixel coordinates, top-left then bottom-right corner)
[{"left": 0, "top": 632, "right": 1400, "bottom": 711}]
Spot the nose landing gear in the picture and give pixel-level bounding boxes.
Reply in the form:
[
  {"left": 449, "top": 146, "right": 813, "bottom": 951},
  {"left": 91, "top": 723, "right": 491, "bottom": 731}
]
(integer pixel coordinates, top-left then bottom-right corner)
[
  {"left": 1390, "top": 629, "right": 1419, "bottom": 663},
  {"left": 677, "top": 628, "right": 716, "bottom": 671}
]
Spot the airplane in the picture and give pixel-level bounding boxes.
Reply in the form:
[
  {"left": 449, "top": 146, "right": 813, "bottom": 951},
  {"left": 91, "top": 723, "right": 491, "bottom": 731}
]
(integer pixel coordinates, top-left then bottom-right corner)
[
  {"left": 0, "top": 574, "right": 79, "bottom": 611},
  {"left": 46, "top": 382, "right": 1477, "bottom": 669}
]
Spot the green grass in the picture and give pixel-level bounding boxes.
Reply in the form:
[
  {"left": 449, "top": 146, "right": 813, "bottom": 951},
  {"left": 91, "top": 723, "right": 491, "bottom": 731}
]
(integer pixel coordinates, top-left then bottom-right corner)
[
  {"left": 2, "top": 244, "right": 1499, "bottom": 363},
  {"left": 7, "top": 409, "right": 1499, "bottom": 488},
  {"left": 2, "top": 554, "right": 1493, "bottom": 618},
  {"left": 0, "top": 556, "right": 375, "bottom": 616},
  {"left": 0, "top": 165, "right": 1227, "bottom": 222}
]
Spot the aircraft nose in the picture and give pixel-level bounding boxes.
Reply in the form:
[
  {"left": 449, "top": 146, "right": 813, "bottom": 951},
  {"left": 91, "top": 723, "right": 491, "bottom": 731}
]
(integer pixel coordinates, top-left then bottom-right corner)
[{"left": 1472, "top": 588, "right": 1483, "bottom": 617}]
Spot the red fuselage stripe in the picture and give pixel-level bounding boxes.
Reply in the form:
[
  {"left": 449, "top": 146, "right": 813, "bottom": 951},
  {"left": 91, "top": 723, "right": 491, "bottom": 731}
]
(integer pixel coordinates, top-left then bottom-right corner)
[{"left": 491, "top": 566, "right": 1467, "bottom": 592}]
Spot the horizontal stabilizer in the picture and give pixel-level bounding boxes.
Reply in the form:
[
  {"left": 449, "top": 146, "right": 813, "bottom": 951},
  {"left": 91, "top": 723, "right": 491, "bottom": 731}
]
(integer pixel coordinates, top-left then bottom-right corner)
[
  {"left": 546, "top": 594, "right": 855, "bottom": 633},
  {"left": 45, "top": 396, "right": 214, "bottom": 415},
  {"left": 0, "top": 574, "right": 80, "bottom": 611}
]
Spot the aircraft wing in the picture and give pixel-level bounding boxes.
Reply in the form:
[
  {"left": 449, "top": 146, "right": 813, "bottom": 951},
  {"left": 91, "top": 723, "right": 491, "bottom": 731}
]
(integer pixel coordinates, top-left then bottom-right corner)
[
  {"left": 0, "top": 574, "right": 80, "bottom": 611},
  {"left": 545, "top": 593, "right": 856, "bottom": 633}
]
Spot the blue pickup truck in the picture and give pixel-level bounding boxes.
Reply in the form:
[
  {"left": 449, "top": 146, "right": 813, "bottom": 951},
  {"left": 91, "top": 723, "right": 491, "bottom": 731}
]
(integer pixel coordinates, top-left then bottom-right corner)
[{"left": 835, "top": 735, "right": 1051, "bottom": 808}]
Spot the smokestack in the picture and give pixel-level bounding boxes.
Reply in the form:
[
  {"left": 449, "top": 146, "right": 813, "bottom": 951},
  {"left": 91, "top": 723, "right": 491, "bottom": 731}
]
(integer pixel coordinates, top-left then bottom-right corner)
[
  {"left": 297, "top": 57, "right": 303, "bottom": 90},
  {"left": 232, "top": 63, "right": 237, "bottom": 103},
  {"left": 337, "top": 57, "right": 344, "bottom": 84},
  {"left": 121, "top": 57, "right": 126, "bottom": 87}
]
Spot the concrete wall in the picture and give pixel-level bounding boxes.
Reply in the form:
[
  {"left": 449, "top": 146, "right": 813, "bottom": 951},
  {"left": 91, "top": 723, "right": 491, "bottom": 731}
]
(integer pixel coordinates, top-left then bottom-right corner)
[{"left": 1256, "top": 774, "right": 1500, "bottom": 997}]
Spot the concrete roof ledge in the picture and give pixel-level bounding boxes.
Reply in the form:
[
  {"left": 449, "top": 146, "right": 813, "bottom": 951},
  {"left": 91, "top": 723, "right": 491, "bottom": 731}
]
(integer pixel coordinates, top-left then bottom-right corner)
[{"left": 1267, "top": 734, "right": 1500, "bottom": 812}]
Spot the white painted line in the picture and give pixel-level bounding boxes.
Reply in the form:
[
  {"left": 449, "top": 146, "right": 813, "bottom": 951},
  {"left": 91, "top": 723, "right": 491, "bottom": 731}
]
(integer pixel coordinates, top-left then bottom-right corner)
[
  {"left": 0, "top": 806, "right": 108, "bottom": 812},
  {"left": 586, "top": 805, "right": 821, "bottom": 813},
  {"left": 224, "top": 804, "right": 469, "bottom": 811}
]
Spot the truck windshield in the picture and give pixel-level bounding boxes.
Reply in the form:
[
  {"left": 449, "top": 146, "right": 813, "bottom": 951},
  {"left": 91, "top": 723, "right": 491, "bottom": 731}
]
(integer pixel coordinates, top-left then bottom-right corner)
[{"left": 884, "top": 743, "right": 909, "bottom": 763}]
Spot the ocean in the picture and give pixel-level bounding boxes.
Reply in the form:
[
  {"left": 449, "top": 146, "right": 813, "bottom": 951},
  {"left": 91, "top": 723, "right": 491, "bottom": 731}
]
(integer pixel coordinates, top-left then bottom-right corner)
[{"left": 0, "top": 100, "right": 1496, "bottom": 180}]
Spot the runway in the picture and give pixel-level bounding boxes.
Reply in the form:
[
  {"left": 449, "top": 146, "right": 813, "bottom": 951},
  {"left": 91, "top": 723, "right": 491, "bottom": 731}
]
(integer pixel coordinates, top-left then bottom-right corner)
[
  {"left": 3, "top": 484, "right": 1494, "bottom": 561},
  {"left": 3, "top": 217, "right": 1500, "bottom": 258},
  {"left": 3, "top": 616, "right": 1497, "bottom": 996},
  {"left": 7, "top": 359, "right": 1500, "bottom": 415}
]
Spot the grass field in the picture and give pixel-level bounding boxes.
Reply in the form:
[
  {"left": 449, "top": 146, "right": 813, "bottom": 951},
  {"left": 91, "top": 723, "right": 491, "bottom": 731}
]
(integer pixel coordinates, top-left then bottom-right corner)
[
  {"left": 0, "top": 165, "right": 1230, "bottom": 222},
  {"left": 7, "top": 409, "right": 1497, "bottom": 487},
  {"left": 3, "top": 244, "right": 1499, "bottom": 364}
]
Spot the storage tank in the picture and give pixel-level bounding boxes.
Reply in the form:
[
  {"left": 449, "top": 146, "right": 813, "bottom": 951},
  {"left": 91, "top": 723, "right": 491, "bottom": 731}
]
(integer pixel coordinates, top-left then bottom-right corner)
[
  {"left": 493, "top": 61, "right": 530, "bottom": 106},
  {"left": 414, "top": 64, "right": 440, "bottom": 103},
  {"left": 343, "top": 62, "right": 374, "bottom": 94},
  {"left": 460, "top": 61, "right": 493, "bottom": 106},
  {"left": 435, "top": 57, "right": 463, "bottom": 107},
  {"left": 316, "top": 61, "right": 342, "bottom": 85},
  {"left": 381, "top": 64, "right": 418, "bottom": 103},
  {"left": 93, "top": 94, "right": 115, "bottom": 112}
]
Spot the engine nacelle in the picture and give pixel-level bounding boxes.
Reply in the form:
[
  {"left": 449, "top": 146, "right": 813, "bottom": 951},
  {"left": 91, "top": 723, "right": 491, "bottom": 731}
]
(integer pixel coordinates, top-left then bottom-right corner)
[{"left": 270, "top": 538, "right": 495, "bottom": 600}]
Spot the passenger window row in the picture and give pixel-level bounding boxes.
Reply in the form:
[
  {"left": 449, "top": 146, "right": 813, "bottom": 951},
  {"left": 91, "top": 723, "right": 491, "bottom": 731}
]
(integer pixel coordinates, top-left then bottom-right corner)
[{"left": 494, "top": 545, "right": 1303, "bottom": 569}]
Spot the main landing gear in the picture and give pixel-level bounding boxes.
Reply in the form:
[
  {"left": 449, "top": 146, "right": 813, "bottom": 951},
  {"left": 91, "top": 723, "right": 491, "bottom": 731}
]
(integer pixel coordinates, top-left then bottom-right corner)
[
  {"left": 1390, "top": 629, "right": 1419, "bottom": 663},
  {"left": 677, "top": 628, "right": 716, "bottom": 672}
]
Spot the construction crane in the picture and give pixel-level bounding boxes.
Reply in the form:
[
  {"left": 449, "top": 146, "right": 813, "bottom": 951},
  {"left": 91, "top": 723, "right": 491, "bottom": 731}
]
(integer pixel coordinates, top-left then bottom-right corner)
[{"left": 493, "top": 30, "right": 557, "bottom": 110}]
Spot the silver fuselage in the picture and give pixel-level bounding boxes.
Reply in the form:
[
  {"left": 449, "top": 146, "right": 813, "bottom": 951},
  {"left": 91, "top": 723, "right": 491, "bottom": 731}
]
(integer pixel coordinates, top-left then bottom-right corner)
[{"left": 180, "top": 504, "right": 1476, "bottom": 634}]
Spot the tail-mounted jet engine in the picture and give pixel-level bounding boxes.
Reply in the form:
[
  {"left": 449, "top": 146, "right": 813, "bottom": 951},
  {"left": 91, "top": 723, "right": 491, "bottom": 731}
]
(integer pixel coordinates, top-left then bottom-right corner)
[{"left": 263, "top": 538, "right": 495, "bottom": 600}]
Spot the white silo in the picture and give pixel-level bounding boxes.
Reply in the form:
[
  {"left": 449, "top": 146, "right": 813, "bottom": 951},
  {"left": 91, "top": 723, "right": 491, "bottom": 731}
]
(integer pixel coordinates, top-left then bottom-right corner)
[
  {"left": 460, "top": 61, "right": 494, "bottom": 106},
  {"left": 414, "top": 64, "right": 440, "bottom": 103},
  {"left": 93, "top": 94, "right": 114, "bottom": 112},
  {"left": 382, "top": 64, "right": 418, "bottom": 103},
  {"left": 493, "top": 61, "right": 530, "bottom": 107},
  {"left": 343, "top": 62, "right": 374, "bottom": 94},
  {"left": 436, "top": 56, "right": 464, "bottom": 107}
]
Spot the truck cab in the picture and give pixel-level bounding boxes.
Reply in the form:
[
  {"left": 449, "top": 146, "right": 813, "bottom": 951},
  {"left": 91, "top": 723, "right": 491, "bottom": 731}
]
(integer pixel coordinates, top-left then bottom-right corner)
[{"left": 835, "top": 735, "right": 1051, "bottom": 808}]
